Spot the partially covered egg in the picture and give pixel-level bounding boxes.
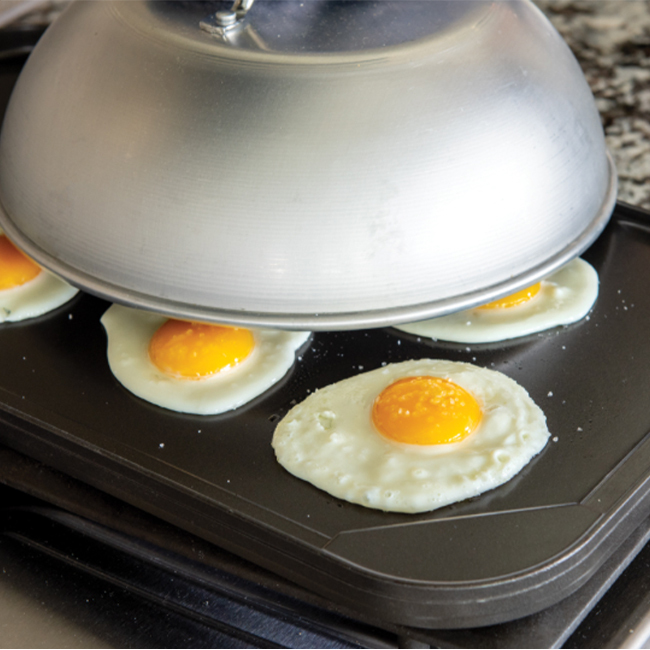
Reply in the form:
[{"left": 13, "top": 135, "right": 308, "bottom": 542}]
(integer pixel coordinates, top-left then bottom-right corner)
[
  {"left": 272, "top": 359, "right": 549, "bottom": 513},
  {"left": 101, "top": 304, "right": 310, "bottom": 414},
  {"left": 0, "top": 229, "right": 78, "bottom": 322},
  {"left": 395, "top": 257, "right": 598, "bottom": 343}
]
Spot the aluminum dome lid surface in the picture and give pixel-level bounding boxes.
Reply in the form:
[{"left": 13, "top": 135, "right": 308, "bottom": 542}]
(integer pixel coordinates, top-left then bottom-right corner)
[{"left": 0, "top": 0, "right": 616, "bottom": 330}]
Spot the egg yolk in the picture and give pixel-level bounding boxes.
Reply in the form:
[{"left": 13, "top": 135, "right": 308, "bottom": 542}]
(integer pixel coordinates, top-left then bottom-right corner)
[
  {"left": 372, "top": 376, "right": 481, "bottom": 445},
  {"left": 477, "top": 282, "right": 541, "bottom": 310},
  {"left": 0, "top": 234, "right": 41, "bottom": 290},
  {"left": 149, "top": 319, "right": 255, "bottom": 379}
]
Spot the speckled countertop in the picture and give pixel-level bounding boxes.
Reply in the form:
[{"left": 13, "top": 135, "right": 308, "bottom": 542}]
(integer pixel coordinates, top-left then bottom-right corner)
[{"left": 536, "top": 0, "right": 650, "bottom": 208}]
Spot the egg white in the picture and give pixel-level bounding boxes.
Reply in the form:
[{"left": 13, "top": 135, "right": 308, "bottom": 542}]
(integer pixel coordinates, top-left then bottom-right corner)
[
  {"left": 101, "top": 304, "right": 311, "bottom": 415},
  {"left": 272, "top": 359, "right": 549, "bottom": 513},
  {"left": 0, "top": 229, "right": 79, "bottom": 322},
  {"left": 395, "top": 258, "right": 598, "bottom": 343}
]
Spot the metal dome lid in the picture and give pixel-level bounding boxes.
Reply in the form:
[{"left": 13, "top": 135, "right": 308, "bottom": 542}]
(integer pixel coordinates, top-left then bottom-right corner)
[{"left": 0, "top": 0, "right": 616, "bottom": 329}]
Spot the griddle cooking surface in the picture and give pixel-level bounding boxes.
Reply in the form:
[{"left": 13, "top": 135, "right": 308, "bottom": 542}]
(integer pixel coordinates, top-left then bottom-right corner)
[{"left": 0, "top": 204, "right": 649, "bottom": 628}]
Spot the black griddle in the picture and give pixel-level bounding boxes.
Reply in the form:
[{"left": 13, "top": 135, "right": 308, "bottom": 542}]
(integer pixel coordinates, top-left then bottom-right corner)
[
  {"left": 2, "top": 34, "right": 650, "bottom": 633},
  {"left": 1, "top": 204, "right": 650, "bottom": 630}
]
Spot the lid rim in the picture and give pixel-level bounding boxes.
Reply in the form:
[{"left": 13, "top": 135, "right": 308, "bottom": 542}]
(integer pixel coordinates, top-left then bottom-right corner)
[{"left": 0, "top": 153, "right": 618, "bottom": 331}]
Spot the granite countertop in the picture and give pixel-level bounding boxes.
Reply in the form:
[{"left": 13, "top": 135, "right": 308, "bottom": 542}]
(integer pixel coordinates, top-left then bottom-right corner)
[
  {"left": 536, "top": 0, "right": 650, "bottom": 209},
  {"left": 3, "top": 0, "right": 649, "bottom": 208}
]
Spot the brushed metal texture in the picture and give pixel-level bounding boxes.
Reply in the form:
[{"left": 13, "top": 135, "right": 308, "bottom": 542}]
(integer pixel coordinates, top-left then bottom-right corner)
[{"left": 0, "top": 0, "right": 616, "bottom": 329}]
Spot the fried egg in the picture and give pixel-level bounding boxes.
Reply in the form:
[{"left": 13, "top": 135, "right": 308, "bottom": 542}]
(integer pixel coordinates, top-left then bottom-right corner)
[
  {"left": 272, "top": 359, "right": 549, "bottom": 513},
  {"left": 101, "top": 304, "right": 310, "bottom": 415},
  {"left": 395, "top": 257, "right": 598, "bottom": 343},
  {"left": 0, "top": 229, "right": 78, "bottom": 322}
]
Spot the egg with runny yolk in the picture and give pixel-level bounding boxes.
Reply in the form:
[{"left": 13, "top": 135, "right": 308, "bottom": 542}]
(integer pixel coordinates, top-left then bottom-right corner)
[
  {"left": 0, "top": 229, "right": 78, "bottom": 322},
  {"left": 272, "top": 359, "right": 549, "bottom": 513},
  {"left": 395, "top": 258, "right": 598, "bottom": 343},
  {"left": 101, "top": 304, "right": 311, "bottom": 415}
]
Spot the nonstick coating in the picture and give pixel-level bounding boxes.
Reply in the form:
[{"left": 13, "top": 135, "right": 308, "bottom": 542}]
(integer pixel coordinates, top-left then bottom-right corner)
[{"left": 1, "top": 204, "right": 650, "bottom": 628}]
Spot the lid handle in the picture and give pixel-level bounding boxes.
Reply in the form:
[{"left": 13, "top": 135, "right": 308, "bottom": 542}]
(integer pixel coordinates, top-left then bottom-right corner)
[{"left": 202, "top": 0, "right": 256, "bottom": 32}]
